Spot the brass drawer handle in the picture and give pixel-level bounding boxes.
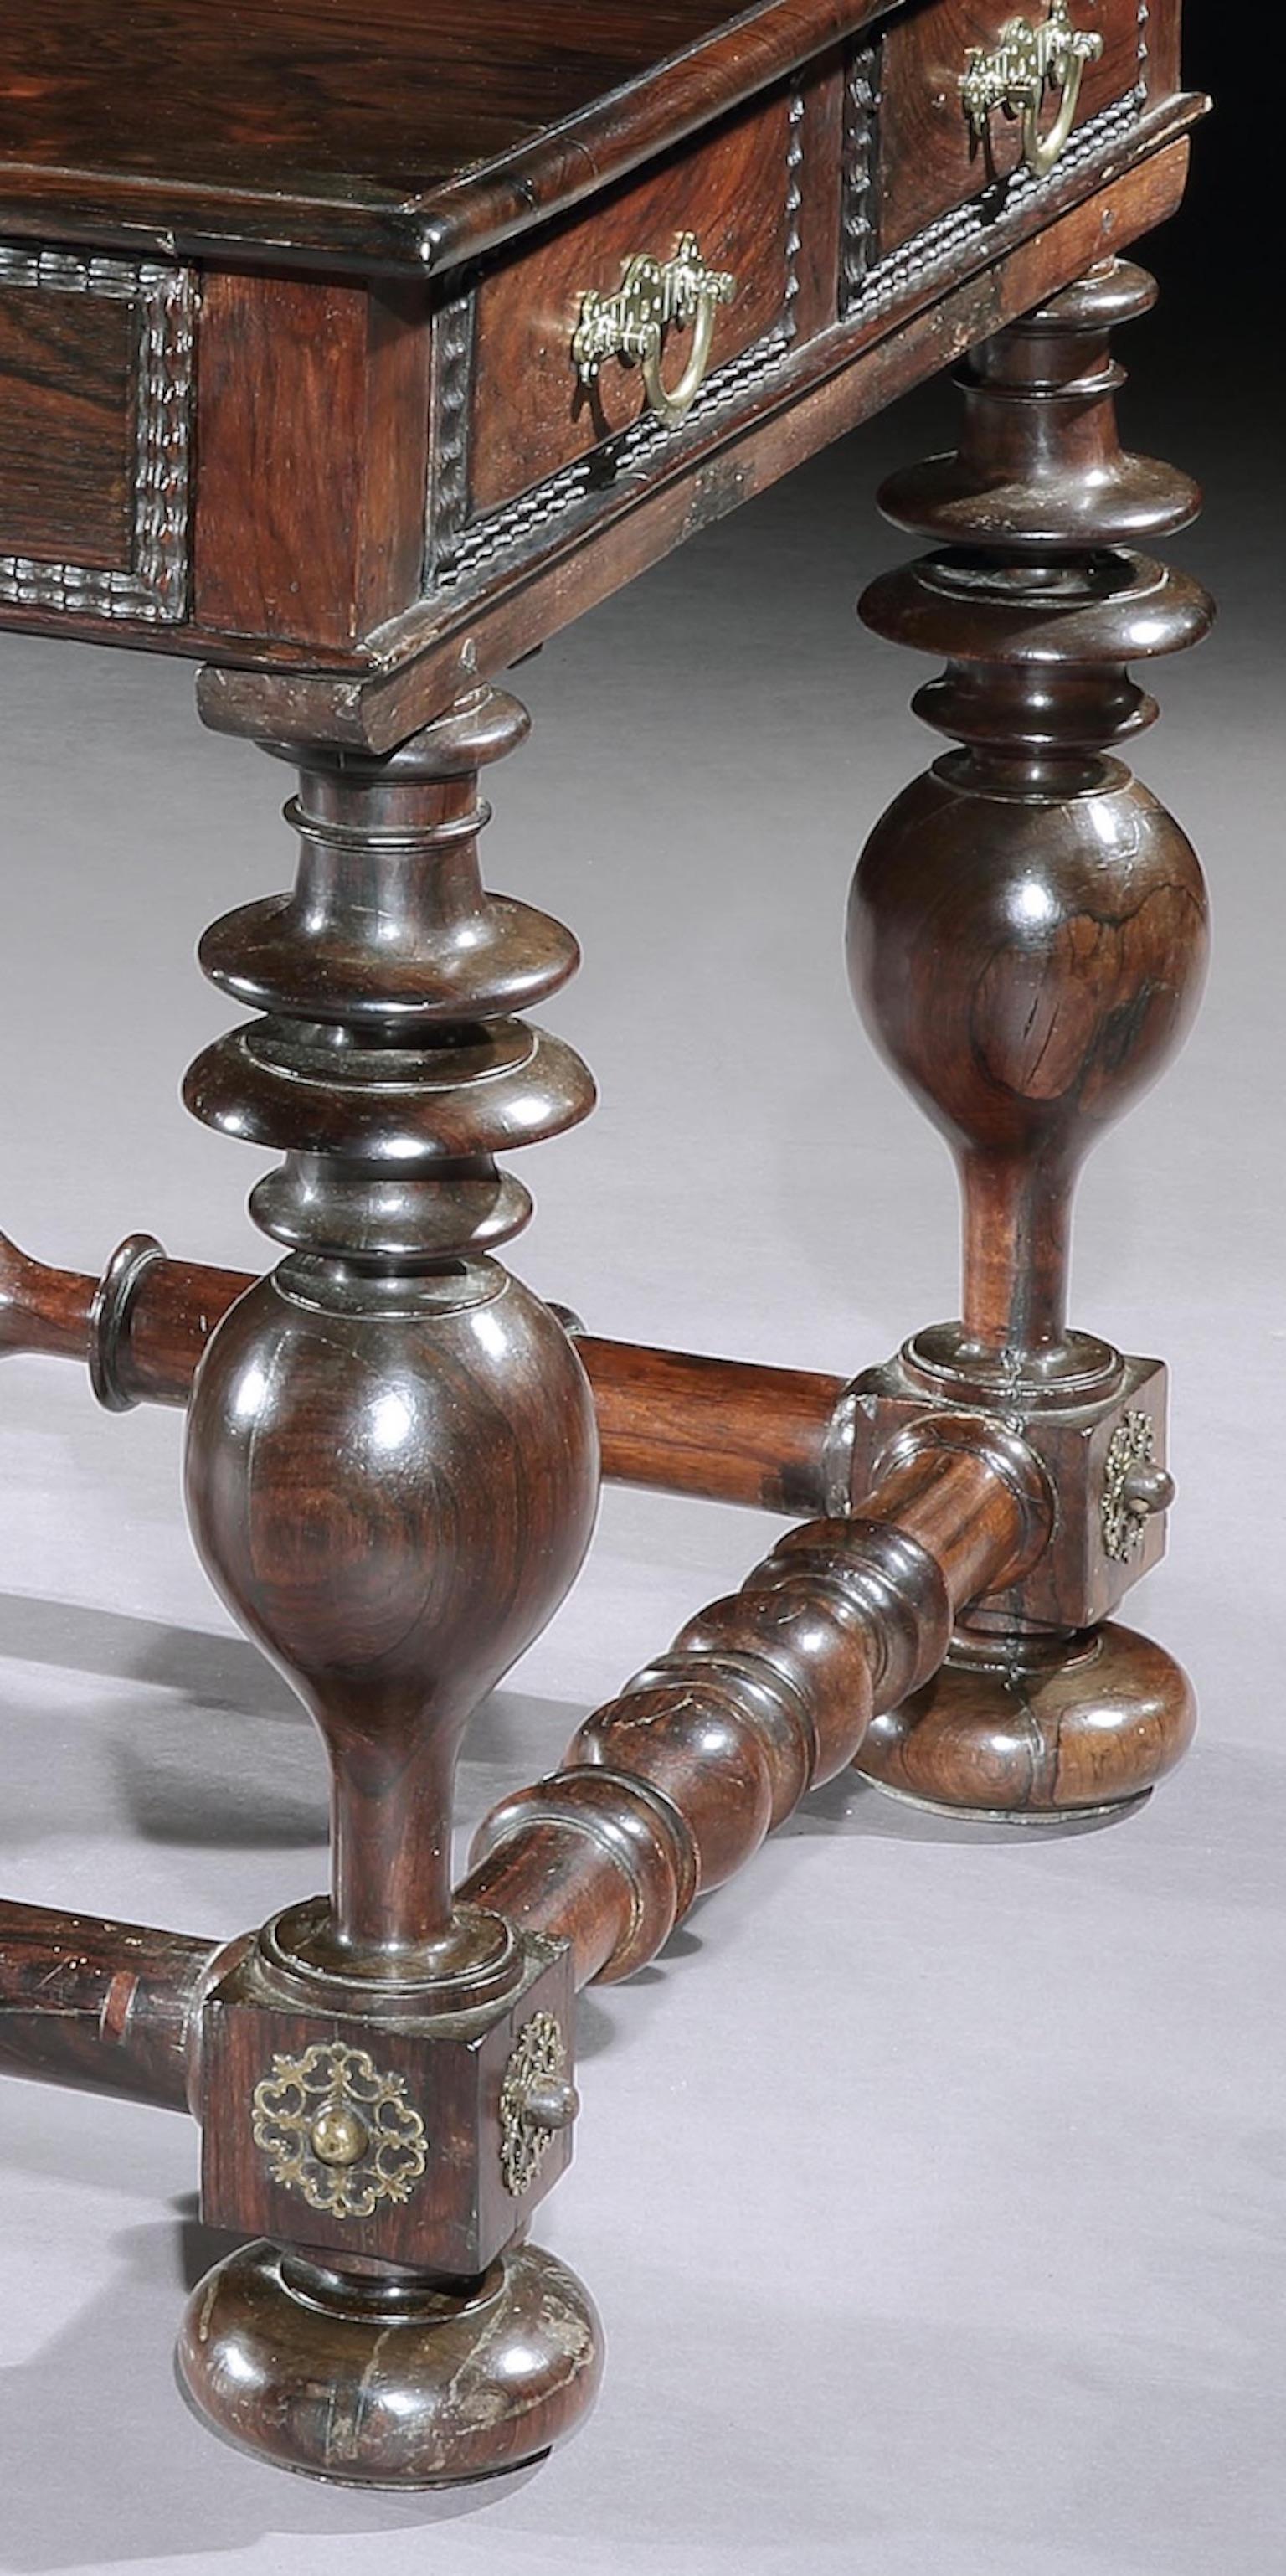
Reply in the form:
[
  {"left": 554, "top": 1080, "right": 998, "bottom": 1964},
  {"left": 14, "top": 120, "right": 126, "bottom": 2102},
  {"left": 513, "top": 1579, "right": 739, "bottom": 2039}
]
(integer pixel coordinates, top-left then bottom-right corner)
[
  {"left": 960, "top": 0, "right": 1104, "bottom": 178},
  {"left": 571, "top": 232, "right": 737, "bottom": 430}
]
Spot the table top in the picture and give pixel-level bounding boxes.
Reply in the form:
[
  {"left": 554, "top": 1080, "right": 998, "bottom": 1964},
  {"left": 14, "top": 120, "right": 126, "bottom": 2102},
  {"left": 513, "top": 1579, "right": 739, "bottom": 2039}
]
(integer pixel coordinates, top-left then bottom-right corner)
[{"left": 0, "top": 0, "right": 869, "bottom": 270}]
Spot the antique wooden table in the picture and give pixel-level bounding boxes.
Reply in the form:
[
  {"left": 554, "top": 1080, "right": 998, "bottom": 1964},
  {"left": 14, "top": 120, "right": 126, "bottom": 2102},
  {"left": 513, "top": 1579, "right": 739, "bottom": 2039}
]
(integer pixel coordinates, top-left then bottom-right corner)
[{"left": 0, "top": 0, "right": 1209, "bottom": 2489}]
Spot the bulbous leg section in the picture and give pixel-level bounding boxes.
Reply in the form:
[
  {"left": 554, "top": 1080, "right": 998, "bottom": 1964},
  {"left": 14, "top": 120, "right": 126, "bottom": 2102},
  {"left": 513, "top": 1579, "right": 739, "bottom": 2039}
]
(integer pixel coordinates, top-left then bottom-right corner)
[
  {"left": 845, "top": 264, "right": 1209, "bottom": 1822},
  {"left": 185, "top": 1265, "right": 599, "bottom": 1972},
  {"left": 178, "top": 688, "right": 604, "bottom": 2485},
  {"left": 177, "top": 2239, "right": 604, "bottom": 2488},
  {"left": 853, "top": 1621, "right": 1196, "bottom": 1822}
]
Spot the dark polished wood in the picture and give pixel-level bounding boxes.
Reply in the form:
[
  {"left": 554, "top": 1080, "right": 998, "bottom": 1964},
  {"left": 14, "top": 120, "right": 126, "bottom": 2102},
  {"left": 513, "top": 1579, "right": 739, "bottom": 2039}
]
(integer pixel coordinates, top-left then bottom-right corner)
[
  {"left": 0, "top": 0, "right": 1201, "bottom": 700},
  {"left": 198, "top": 137, "right": 1200, "bottom": 747},
  {"left": 0, "top": 1902, "right": 220, "bottom": 2110},
  {"left": 470, "top": 82, "right": 808, "bottom": 513},
  {"left": 575, "top": 1335, "right": 849, "bottom": 1512},
  {"left": 0, "top": 0, "right": 877, "bottom": 268},
  {"left": 195, "top": 274, "right": 430, "bottom": 650},
  {"left": 176, "top": 689, "right": 599, "bottom": 1769},
  {"left": 467, "top": 1417, "right": 1052, "bottom": 1983},
  {"left": 845, "top": 257, "right": 1207, "bottom": 1816},
  {"left": 172, "top": 685, "right": 604, "bottom": 2481},
  {"left": 177, "top": 2238, "right": 603, "bottom": 2489},
  {"left": 0, "top": 0, "right": 1209, "bottom": 2498},
  {"left": 857, "top": 1618, "right": 1196, "bottom": 1813},
  {"left": 0, "top": 1229, "right": 854, "bottom": 1512},
  {"left": 0, "top": 279, "right": 134, "bottom": 564},
  {"left": 877, "top": 0, "right": 1147, "bottom": 255},
  {"left": 0, "top": 1419, "right": 1049, "bottom": 2103}
]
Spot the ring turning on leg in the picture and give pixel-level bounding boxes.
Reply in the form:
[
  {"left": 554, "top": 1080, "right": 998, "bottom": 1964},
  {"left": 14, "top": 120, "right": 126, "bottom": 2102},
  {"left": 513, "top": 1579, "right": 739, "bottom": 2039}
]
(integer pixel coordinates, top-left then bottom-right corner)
[
  {"left": 175, "top": 688, "right": 603, "bottom": 2484},
  {"left": 844, "top": 262, "right": 1208, "bottom": 1821}
]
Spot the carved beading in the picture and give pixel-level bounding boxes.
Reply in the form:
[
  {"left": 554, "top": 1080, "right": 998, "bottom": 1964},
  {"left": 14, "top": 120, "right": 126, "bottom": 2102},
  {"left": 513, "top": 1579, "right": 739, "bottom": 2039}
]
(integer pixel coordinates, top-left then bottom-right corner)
[
  {"left": 0, "top": 246, "right": 195, "bottom": 623},
  {"left": 783, "top": 89, "right": 805, "bottom": 343},
  {"left": 850, "top": 93, "right": 1139, "bottom": 318},
  {"left": 845, "top": 0, "right": 1150, "bottom": 316},
  {"left": 428, "top": 290, "right": 476, "bottom": 578},
  {"left": 841, "top": 45, "right": 879, "bottom": 313},
  {"left": 1134, "top": 0, "right": 1150, "bottom": 106}
]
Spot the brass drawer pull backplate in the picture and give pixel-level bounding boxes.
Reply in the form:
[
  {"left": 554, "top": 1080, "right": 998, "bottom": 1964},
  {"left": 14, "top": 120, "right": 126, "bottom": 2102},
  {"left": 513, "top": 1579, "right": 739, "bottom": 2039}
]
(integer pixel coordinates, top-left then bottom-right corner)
[
  {"left": 571, "top": 231, "right": 738, "bottom": 429},
  {"left": 960, "top": 0, "right": 1104, "bottom": 178}
]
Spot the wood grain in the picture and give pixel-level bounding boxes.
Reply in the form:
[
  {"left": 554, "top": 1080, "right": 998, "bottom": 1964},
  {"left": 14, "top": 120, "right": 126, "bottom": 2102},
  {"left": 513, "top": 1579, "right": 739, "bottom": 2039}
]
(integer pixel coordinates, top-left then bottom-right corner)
[
  {"left": 177, "top": 2237, "right": 602, "bottom": 2486},
  {"left": 0, "top": 281, "right": 133, "bottom": 564},
  {"left": 470, "top": 86, "right": 795, "bottom": 513},
  {"left": 856, "top": 1618, "right": 1196, "bottom": 1810},
  {"left": 197, "top": 1929, "right": 578, "bottom": 2273},
  {"left": 851, "top": 257, "right": 1209, "bottom": 1378},
  {"left": 0, "top": 1901, "right": 219, "bottom": 2110},
  {"left": 183, "top": 693, "right": 598, "bottom": 1971},
  {"left": 198, "top": 128, "right": 1199, "bottom": 747},
  {"left": 877, "top": 0, "right": 1147, "bottom": 257},
  {"left": 846, "top": 256, "right": 1207, "bottom": 1812},
  {"left": 0, "top": 1231, "right": 853, "bottom": 1511},
  {"left": 0, "top": 1423, "right": 1048, "bottom": 2100},
  {"left": 0, "top": 0, "right": 894, "bottom": 270},
  {"left": 195, "top": 272, "right": 430, "bottom": 648},
  {"left": 176, "top": 687, "right": 605, "bottom": 2476},
  {"left": 466, "top": 1419, "right": 1051, "bottom": 1981},
  {"left": 0, "top": 104, "right": 1201, "bottom": 673}
]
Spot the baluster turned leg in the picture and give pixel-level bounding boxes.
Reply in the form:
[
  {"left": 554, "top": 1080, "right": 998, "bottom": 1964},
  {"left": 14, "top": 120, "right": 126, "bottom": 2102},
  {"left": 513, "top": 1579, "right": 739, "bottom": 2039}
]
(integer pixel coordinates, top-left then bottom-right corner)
[
  {"left": 844, "top": 260, "right": 1210, "bottom": 1821},
  {"left": 173, "top": 688, "right": 604, "bottom": 2485}
]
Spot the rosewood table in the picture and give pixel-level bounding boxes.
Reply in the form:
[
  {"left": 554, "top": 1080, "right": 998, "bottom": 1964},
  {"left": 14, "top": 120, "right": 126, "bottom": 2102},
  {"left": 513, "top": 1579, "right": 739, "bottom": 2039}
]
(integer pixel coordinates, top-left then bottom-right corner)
[{"left": 0, "top": 0, "right": 1209, "bottom": 2489}]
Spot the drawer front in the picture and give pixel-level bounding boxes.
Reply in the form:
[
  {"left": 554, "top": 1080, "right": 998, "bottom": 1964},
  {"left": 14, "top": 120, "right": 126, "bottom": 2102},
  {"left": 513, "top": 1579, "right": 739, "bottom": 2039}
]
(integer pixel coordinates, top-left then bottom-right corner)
[
  {"left": 0, "top": 243, "right": 194, "bottom": 624},
  {"left": 872, "top": 0, "right": 1150, "bottom": 261},
  {"left": 430, "top": 64, "right": 841, "bottom": 581}
]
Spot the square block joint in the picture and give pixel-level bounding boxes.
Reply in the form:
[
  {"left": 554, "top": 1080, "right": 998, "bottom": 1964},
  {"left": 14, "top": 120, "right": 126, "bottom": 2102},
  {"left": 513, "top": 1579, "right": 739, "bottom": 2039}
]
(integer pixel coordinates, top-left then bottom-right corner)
[
  {"left": 848, "top": 1351, "right": 1170, "bottom": 1629},
  {"left": 198, "top": 1926, "right": 576, "bottom": 2277}
]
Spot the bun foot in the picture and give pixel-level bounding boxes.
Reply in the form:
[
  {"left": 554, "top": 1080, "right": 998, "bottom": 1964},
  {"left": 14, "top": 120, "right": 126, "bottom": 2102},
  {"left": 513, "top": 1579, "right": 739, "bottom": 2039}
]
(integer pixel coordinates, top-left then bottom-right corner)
[
  {"left": 177, "top": 2238, "right": 604, "bottom": 2488},
  {"left": 851, "top": 1620, "right": 1195, "bottom": 1823}
]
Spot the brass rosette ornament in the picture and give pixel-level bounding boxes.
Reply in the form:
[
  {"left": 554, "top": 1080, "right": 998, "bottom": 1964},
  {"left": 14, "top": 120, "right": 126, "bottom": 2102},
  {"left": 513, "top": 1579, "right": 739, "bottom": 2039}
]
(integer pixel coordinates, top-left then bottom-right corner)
[
  {"left": 250, "top": 2040, "right": 429, "bottom": 2218},
  {"left": 500, "top": 2012, "right": 579, "bottom": 2197}
]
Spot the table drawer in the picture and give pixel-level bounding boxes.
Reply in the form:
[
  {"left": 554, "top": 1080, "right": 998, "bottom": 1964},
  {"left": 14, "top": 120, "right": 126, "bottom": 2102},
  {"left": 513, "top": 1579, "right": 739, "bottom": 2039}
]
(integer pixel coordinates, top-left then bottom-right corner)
[
  {"left": 431, "top": 64, "right": 841, "bottom": 566},
  {"left": 875, "top": 0, "right": 1150, "bottom": 259},
  {"left": 0, "top": 243, "right": 194, "bottom": 624}
]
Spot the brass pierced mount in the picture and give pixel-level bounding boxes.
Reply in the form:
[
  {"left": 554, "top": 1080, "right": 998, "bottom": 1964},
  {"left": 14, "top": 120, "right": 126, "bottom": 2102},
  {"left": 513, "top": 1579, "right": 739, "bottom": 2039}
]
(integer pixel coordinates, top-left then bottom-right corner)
[
  {"left": 571, "top": 232, "right": 737, "bottom": 430},
  {"left": 1101, "top": 1410, "right": 1176, "bottom": 1563},
  {"left": 499, "top": 2012, "right": 579, "bottom": 2199},
  {"left": 249, "top": 2039, "right": 429, "bottom": 2220},
  {"left": 959, "top": 0, "right": 1103, "bottom": 178}
]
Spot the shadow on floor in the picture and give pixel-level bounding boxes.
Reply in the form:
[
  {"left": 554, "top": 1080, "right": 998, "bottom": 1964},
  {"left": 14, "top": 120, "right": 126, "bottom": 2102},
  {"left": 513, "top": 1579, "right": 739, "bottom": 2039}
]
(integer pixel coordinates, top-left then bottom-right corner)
[{"left": 0, "top": 2197, "right": 548, "bottom": 2571}]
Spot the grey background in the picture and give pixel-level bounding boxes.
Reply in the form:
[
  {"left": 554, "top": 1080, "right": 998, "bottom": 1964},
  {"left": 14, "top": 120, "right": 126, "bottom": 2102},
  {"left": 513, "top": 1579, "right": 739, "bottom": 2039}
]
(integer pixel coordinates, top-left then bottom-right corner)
[{"left": 0, "top": 73, "right": 1281, "bottom": 2576}]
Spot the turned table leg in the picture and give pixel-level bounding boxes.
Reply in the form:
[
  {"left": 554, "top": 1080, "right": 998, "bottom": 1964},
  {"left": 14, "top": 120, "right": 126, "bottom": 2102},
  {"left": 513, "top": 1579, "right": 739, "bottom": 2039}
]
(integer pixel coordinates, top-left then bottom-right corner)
[
  {"left": 844, "top": 259, "right": 1210, "bottom": 1821},
  {"left": 173, "top": 688, "right": 604, "bottom": 2485}
]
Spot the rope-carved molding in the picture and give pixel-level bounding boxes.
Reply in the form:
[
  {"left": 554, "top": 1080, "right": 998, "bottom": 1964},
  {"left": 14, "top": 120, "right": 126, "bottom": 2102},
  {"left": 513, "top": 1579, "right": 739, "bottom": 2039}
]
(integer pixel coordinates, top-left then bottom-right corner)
[{"left": 0, "top": 246, "right": 195, "bottom": 625}]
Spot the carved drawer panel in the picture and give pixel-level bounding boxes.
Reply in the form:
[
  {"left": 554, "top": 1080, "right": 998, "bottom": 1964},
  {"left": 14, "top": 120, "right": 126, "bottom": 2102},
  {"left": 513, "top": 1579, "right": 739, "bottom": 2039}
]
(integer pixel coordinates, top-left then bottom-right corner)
[
  {"left": 856, "top": 0, "right": 1156, "bottom": 288},
  {"left": 430, "top": 64, "right": 841, "bottom": 585},
  {"left": 0, "top": 244, "right": 194, "bottom": 624}
]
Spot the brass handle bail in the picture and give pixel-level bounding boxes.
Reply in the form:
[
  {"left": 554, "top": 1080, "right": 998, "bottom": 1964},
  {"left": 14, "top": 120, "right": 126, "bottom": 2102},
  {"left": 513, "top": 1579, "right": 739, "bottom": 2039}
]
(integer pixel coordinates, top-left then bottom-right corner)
[
  {"left": 960, "top": 0, "right": 1104, "bottom": 179},
  {"left": 571, "top": 232, "right": 738, "bottom": 430}
]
